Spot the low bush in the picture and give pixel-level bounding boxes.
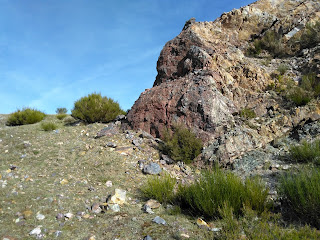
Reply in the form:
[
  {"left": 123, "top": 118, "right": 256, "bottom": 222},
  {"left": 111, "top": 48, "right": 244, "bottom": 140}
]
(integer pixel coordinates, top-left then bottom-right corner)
[
  {"left": 71, "top": 93, "right": 126, "bottom": 123},
  {"left": 279, "top": 169, "right": 320, "bottom": 228},
  {"left": 141, "top": 173, "right": 176, "bottom": 204},
  {"left": 239, "top": 108, "right": 256, "bottom": 119},
  {"left": 289, "top": 140, "right": 320, "bottom": 165},
  {"left": 41, "top": 122, "right": 58, "bottom": 131},
  {"left": 160, "top": 124, "right": 203, "bottom": 164},
  {"left": 56, "top": 114, "right": 67, "bottom": 120},
  {"left": 177, "top": 168, "right": 269, "bottom": 218},
  {"left": 6, "top": 108, "right": 46, "bottom": 126}
]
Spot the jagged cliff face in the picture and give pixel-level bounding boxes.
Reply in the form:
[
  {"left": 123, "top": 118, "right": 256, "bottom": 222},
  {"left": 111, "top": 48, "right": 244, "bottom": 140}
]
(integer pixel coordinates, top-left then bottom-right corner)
[{"left": 127, "top": 0, "right": 320, "bottom": 165}]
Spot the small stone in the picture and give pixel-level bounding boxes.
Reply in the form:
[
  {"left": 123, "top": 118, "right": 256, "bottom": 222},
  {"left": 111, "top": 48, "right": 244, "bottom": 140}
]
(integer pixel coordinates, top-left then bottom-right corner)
[
  {"left": 210, "top": 227, "right": 222, "bottom": 232},
  {"left": 180, "top": 233, "right": 190, "bottom": 238},
  {"left": 131, "top": 217, "right": 137, "bottom": 221},
  {"left": 106, "top": 142, "right": 117, "bottom": 148},
  {"left": 105, "top": 180, "right": 112, "bottom": 187},
  {"left": 152, "top": 216, "right": 166, "bottom": 225},
  {"left": 282, "top": 165, "right": 290, "bottom": 170},
  {"left": 91, "top": 203, "right": 102, "bottom": 214},
  {"left": 23, "top": 210, "right": 33, "bottom": 219},
  {"left": 132, "top": 139, "right": 142, "bottom": 147},
  {"left": 60, "top": 179, "right": 68, "bottom": 185},
  {"left": 143, "top": 163, "right": 162, "bottom": 175},
  {"left": 83, "top": 214, "right": 90, "bottom": 219},
  {"left": 56, "top": 213, "right": 64, "bottom": 220},
  {"left": 53, "top": 230, "right": 62, "bottom": 237},
  {"left": 138, "top": 160, "right": 146, "bottom": 170},
  {"left": 88, "top": 186, "right": 95, "bottom": 191},
  {"left": 108, "top": 189, "right": 126, "bottom": 205},
  {"left": 160, "top": 154, "right": 174, "bottom": 164},
  {"left": 10, "top": 165, "right": 18, "bottom": 170},
  {"left": 64, "top": 213, "right": 73, "bottom": 219},
  {"left": 145, "top": 199, "right": 161, "bottom": 209},
  {"left": 36, "top": 212, "right": 45, "bottom": 220},
  {"left": 143, "top": 236, "right": 152, "bottom": 240},
  {"left": 29, "top": 226, "right": 42, "bottom": 236},
  {"left": 143, "top": 204, "right": 154, "bottom": 214},
  {"left": 108, "top": 203, "right": 120, "bottom": 212},
  {"left": 197, "top": 218, "right": 210, "bottom": 229}
]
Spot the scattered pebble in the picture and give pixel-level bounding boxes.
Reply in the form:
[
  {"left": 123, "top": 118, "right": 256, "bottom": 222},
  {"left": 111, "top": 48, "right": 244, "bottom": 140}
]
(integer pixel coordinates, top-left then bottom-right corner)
[
  {"left": 105, "top": 180, "right": 112, "bottom": 187},
  {"left": 29, "top": 226, "right": 42, "bottom": 236},
  {"left": 143, "top": 236, "right": 152, "bottom": 240},
  {"left": 60, "top": 179, "right": 68, "bottom": 185},
  {"left": 36, "top": 212, "right": 45, "bottom": 220},
  {"left": 143, "top": 205, "right": 154, "bottom": 214},
  {"left": 197, "top": 218, "right": 210, "bottom": 229},
  {"left": 64, "top": 213, "right": 73, "bottom": 219}
]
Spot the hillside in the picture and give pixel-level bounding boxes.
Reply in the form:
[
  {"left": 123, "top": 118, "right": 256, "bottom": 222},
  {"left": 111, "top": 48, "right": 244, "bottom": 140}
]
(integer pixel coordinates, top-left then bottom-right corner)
[{"left": 2, "top": 0, "right": 320, "bottom": 239}]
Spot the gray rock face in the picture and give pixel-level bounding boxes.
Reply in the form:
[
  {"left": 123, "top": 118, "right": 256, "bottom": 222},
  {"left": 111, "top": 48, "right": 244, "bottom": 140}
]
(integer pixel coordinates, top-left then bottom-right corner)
[{"left": 143, "top": 163, "right": 162, "bottom": 175}]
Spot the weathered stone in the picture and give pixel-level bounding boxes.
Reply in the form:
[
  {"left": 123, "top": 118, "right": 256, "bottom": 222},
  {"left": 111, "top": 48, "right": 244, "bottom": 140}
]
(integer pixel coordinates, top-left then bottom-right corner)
[
  {"left": 106, "top": 142, "right": 117, "bottom": 148},
  {"left": 145, "top": 199, "right": 161, "bottom": 209},
  {"left": 143, "top": 163, "right": 162, "bottom": 175},
  {"left": 152, "top": 216, "right": 166, "bottom": 225},
  {"left": 142, "top": 204, "right": 154, "bottom": 214},
  {"left": 108, "top": 189, "right": 126, "bottom": 205},
  {"left": 143, "top": 236, "right": 153, "bottom": 240},
  {"left": 108, "top": 203, "right": 120, "bottom": 212},
  {"left": 115, "top": 147, "right": 133, "bottom": 155}
]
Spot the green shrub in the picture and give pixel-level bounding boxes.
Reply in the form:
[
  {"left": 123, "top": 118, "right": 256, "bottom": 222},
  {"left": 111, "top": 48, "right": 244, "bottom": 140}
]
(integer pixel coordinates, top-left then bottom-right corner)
[
  {"left": 289, "top": 140, "right": 320, "bottom": 165},
  {"left": 71, "top": 93, "right": 126, "bottom": 123},
  {"left": 160, "top": 124, "right": 203, "bottom": 164},
  {"left": 56, "top": 114, "right": 67, "bottom": 120},
  {"left": 6, "top": 108, "right": 46, "bottom": 126},
  {"left": 239, "top": 108, "right": 256, "bottom": 119},
  {"left": 41, "top": 122, "right": 58, "bottom": 131},
  {"left": 177, "top": 168, "right": 268, "bottom": 218},
  {"left": 56, "top": 107, "right": 67, "bottom": 114},
  {"left": 141, "top": 173, "right": 176, "bottom": 204},
  {"left": 299, "top": 21, "right": 320, "bottom": 50},
  {"left": 286, "top": 86, "right": 312, "bottom": 106},
  {"left": 279, "top": 169, "right": 320, "bottom": 228}
]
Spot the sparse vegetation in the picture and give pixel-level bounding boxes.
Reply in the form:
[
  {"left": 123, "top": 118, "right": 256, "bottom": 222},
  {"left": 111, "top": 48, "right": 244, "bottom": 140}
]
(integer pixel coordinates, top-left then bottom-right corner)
[
  {"left": 6, "top": 108, "right": 46, "bottom": 126},
  {"left": 56, "top": 107, "right": 68, "bottom": 114},
  {"left": 286, "top": 86, "right": 312, "bottom": 106},
  {"left": 160, "top": 124, "right": 203, "bottom": 164},
  {"left": 289, "top": 140, "right": 320, "bottom": 165},
  {"left": 41, "top": 122, "right": 58, "bottom": 131},
  {"left": 71, "top": 93, "right": 126, "bottom": 123},
  {"left": 240, "top": 108, "right": 256, "bottom": 119},
  {"left": 277, "top": 64, "right": 289, "bottom": 75},
  {"left": 176, "top": 168, "right": 269, "bottom": 218},
  {"left": 56, "top": 113, "right": 67, "bottom": 120},
  {"left": 279, "top": 168, "right": 320, "bottom": 228},
  {"left": 141, "top": 173, "right": 176, "bottom": 204}
]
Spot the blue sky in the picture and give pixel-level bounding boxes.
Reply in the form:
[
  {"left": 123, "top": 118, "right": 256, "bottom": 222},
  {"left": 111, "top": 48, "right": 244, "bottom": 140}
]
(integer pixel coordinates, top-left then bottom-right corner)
[{"left": 0, "top": 0, "right": 254, "bottom": 114}]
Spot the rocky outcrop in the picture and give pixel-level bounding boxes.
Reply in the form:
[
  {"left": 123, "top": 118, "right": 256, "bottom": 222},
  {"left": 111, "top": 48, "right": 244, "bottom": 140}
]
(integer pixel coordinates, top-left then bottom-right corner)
[{"left": 127, "top": 0, "right": 320, "bottom": 165}]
